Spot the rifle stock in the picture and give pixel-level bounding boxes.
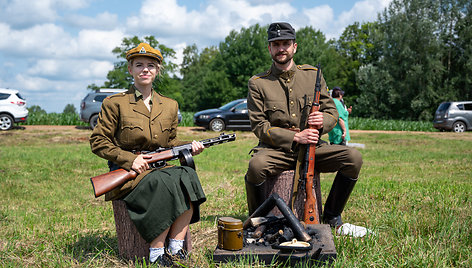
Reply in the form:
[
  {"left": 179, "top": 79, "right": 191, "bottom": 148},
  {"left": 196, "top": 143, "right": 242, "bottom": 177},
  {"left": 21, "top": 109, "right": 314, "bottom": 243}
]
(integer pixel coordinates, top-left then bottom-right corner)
[
  {"left": 90, "top": 133, "right": 236, "bottom": 198},
  {"left": 303, "top": 65, "right": 322, "bottom": 224}
]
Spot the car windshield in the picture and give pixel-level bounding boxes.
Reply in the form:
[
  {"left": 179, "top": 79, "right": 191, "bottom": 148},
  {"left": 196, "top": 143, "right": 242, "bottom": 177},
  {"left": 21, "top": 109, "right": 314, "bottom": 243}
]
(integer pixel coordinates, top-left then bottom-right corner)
[
  {"left": 219, "top": 100, "right": 243, "bottom": 111},
  {"left": 437, "top": 102, "right": 451, "bottom": 112}
]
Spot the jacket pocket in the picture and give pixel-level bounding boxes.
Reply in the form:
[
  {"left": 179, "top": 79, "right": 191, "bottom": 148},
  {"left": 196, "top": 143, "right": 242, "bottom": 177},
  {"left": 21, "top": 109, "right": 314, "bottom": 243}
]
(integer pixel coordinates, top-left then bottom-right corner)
[
  {"left": 157, "top": 119, "right": 173, "bottom": 142},
  {"left": 120, "top": 116, "right": 144, "bottom": 146},
  {"left": 263, "top": 101, "right": 287, "bottom": 124}
]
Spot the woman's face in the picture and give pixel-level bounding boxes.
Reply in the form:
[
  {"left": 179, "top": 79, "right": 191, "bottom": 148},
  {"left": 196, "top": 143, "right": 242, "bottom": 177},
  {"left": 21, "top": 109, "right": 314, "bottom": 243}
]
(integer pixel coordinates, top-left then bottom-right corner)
[{"left": 128, "top": 56, "right": 159, "bottom": 86}]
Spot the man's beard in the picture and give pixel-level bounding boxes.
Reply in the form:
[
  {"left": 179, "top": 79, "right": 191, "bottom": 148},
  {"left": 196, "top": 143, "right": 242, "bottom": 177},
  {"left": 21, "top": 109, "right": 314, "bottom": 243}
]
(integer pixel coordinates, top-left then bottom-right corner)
[{"left": 272, "top": 52, "right": 293, "bottom": 65}]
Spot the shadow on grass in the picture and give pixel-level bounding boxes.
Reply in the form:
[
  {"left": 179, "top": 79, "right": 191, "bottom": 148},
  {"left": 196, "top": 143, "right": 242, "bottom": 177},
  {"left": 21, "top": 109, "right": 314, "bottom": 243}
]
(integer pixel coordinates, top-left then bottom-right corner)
[{"left": 65, "top": 231, "right": 119, "bottom": 263}]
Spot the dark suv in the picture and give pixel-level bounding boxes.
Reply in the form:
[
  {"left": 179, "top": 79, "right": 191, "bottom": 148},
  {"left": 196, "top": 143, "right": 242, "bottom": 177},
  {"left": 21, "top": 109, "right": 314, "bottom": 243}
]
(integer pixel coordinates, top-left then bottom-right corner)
[
  {"left": 433, "top": 101, "right": 472, "bottom": 132},
  {"left": 80, "top": 89, "right": 182, "bottom": 129}
]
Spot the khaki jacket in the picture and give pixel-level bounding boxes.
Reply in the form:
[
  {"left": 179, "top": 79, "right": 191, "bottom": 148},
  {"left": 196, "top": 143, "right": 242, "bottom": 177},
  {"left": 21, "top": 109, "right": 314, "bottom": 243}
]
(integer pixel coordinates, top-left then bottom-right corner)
[
  {"left": 247, "top": 63, "right": 338, "bottom": 152},
  {"left": 90, "top": 86, "right": 185, "bottom": 200}
]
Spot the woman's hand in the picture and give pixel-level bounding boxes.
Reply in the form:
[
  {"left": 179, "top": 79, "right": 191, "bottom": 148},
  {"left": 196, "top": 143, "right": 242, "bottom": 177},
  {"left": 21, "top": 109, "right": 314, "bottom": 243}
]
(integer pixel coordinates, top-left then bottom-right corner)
[
  {"left": 191, "top": 140, "right": 205, "bottom": 156},
  {"left": 131, "top": 154, "right": 152, "bottom": 174}
]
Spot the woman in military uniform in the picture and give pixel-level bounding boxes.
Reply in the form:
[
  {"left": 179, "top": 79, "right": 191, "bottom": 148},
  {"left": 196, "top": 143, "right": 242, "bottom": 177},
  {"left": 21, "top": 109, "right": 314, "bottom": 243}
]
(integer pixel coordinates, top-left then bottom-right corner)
[{"left": 90, "top": 43, "right": 206, "bottom": 266}]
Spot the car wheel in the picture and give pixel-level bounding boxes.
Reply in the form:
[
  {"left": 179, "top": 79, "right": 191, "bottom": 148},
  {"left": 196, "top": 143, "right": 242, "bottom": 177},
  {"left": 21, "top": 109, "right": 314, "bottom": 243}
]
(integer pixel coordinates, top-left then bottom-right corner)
[
  {"left": 209, "top": 118, "right": 225, "bottom": 132},
  {"left": 90, "top": 114, "right": 99, "bottom": 129},
  {"left": 0, "top": 114, "right": 13, "bottom": 131},
  {"left": 452, "top": 121, "right": 466, "bottom": 133}
]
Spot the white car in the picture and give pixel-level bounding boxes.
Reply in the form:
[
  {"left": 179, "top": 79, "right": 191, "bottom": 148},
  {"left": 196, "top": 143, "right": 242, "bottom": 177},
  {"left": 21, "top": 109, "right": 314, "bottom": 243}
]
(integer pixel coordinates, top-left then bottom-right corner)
[{"left": 0, "top": 88, "right": 28, "bottom": 130}]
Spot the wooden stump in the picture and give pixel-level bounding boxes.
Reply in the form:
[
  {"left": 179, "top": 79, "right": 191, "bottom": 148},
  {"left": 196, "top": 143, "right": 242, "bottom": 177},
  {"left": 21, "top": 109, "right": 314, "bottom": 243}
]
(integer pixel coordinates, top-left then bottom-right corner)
[
  {"left": 112, "top": 199, "right": 192, "bottom": 262},
  {"left": 264, "top": 170, "right": 322, "bottom": 221}
]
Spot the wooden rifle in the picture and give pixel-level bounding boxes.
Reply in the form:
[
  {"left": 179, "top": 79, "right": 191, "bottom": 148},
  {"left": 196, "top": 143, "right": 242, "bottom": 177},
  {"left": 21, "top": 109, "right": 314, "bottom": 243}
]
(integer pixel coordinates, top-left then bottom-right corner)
[
  {"left": 90, "top": 133, "right": 236, "bottom": 198},
  {"left": 303, "top": 65, "right": 322, "bottom": 224}
]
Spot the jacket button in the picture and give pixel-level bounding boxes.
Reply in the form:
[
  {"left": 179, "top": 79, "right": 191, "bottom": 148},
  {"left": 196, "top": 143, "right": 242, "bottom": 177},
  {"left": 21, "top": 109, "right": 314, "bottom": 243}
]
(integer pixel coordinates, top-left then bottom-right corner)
[
  {"left": 292, "top": 113, "right": 296, "bottom": 117},
  {"left": 290, "top": 100, "right": 294, "bottom": 106}
]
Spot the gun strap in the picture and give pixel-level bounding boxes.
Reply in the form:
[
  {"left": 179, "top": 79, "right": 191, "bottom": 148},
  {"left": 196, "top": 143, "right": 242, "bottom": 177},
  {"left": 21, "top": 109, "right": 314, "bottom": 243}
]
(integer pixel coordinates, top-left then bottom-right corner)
[{"left": 291, "top": 146, "right": 307, "bottom": 211}]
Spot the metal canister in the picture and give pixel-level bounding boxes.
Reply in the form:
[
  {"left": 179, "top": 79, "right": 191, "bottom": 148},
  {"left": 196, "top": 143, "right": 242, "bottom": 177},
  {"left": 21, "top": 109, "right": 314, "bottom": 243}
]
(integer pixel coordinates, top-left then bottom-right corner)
[{"left": 217, "top": 216, "right": 243, "bottom": 251}]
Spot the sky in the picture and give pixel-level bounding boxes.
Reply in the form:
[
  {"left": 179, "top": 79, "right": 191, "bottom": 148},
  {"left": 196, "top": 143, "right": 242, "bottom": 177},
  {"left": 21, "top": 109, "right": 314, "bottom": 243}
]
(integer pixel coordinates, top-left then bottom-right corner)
[{"left": 0, "top": 0, "right": 392, "bottom": 113}]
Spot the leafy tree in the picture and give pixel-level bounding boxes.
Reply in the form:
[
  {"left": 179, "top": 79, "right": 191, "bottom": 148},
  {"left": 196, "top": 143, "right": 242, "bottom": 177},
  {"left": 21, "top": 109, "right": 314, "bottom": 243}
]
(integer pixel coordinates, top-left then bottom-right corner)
[
  {"left": 335, "top": 22, "right": 382, "bottom": 105},
  {"left": 63, "top": 104, "right": 77, "bottom": 114},
  {"left": 294, "top": 27, "right": 349, "bottom": 95},
  {"left": 218, "top": 23, "right": 270, "bottom": 96},
  {"left": 366, "top": 0, "right": 445, "bottom": 120},
  {"left": 28, "top": 105, "right": 46, "bottom": 114}
]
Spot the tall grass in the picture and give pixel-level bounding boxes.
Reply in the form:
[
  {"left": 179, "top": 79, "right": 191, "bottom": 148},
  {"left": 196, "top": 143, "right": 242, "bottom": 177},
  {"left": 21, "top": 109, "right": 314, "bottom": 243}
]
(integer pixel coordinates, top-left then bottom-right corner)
[
  {"left": 350, "top": 117, "right": 436, "bottom": 131},
  {"left": 20, "top": 112, "right": 88, "bottom": 126},
  {"left": 21, "top": 111, "right": 437, "bottom": 131}
]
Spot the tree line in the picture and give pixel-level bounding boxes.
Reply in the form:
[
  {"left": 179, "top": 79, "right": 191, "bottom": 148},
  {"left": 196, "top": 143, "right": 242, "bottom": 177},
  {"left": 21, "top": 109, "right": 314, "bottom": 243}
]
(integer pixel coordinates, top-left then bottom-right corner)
[{"left": 89, "top": 0, "right": 472, "bottom": 121}]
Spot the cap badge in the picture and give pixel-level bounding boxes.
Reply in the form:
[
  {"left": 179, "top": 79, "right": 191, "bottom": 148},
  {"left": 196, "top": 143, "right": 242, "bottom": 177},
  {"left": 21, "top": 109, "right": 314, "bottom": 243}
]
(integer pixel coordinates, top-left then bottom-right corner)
[
  {"left": 276, "top": 24, "right": 281, "bottom": 36},
  {"left": 139, "top": 47, "right": 146, "bottom": 54}
]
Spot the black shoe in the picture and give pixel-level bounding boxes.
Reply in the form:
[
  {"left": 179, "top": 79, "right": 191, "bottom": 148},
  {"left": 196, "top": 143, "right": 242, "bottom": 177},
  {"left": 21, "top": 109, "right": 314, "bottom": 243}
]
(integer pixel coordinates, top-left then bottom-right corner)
[
  {"left": 171, "top": 249, "right": 189, "bottom": 261},
  {"left": 151, "top": 253, "right": 174, "bottom": 267}
]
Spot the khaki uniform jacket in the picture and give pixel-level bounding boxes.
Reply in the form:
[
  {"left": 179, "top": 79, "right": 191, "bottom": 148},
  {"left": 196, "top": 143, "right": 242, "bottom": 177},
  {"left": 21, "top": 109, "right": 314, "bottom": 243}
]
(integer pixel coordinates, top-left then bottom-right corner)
[
  {"left": 247, "top": 63, "right": 338, "bottom": 152},
  {"left": 90, "top": 86, "right": 186, "bottom": 200}
]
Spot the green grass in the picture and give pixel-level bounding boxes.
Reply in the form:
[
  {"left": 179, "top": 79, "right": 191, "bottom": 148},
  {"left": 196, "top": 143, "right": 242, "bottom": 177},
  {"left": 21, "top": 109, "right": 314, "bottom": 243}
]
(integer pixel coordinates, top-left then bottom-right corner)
[{"left": 0, "top": 128, "right": 471, "bottom": 267}]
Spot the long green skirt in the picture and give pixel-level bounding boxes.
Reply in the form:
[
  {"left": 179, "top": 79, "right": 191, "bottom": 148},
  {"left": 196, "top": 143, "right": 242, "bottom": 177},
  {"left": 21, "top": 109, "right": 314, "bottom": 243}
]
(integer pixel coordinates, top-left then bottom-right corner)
[{"left": 122, "top": 166, "right": 206, "bottom": 243}]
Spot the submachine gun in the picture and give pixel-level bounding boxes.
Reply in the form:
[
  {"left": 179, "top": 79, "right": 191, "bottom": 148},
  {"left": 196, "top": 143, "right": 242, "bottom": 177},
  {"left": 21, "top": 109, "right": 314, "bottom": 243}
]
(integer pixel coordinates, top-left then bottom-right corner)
[{"left": 90, "top": 133, "right": 236, "bottom": 198}]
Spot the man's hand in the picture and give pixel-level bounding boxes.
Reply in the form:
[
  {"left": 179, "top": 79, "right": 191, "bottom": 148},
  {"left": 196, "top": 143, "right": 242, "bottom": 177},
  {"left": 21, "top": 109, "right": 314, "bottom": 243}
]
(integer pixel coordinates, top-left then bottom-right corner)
[
  {"left": 307, "top": 111, "right": 323, "bottom": 129},
  {"left": 132, "top": 154, "right": 152, "bottom": 174},
  {"left": 294, "top": 128, "right": 320, "bottom": 144},
  {"left": 191, "top": 140, "right": 205, "bottom": 156}
]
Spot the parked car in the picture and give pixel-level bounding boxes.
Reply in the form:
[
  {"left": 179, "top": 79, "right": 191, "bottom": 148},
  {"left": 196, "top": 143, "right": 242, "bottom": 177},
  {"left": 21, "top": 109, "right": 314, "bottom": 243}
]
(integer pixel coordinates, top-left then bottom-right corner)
[
  {"left": 433, "top": 101, "right": 472, "bottom": 132},
  {"left": 0, "top": 88, "right": 28, "bottom": 130},
  {"left": 80, "top": 88, "right": 182, "bottom": 129},
  {"left": 193, "top": 99, "right": 251, "bottom": 131}
]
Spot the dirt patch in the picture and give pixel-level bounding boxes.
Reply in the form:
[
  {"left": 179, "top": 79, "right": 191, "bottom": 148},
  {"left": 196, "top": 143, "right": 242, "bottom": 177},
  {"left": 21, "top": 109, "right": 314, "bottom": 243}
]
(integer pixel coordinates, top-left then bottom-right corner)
[{"left": 3, "top": 125, "right": 471, "bottom": 142}]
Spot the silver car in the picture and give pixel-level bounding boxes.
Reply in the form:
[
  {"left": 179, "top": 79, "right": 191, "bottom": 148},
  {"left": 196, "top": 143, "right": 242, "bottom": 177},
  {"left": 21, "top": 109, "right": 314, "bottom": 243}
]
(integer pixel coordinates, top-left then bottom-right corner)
[{"left": 433, "top": 101, "right": 472, "bottom": 132}]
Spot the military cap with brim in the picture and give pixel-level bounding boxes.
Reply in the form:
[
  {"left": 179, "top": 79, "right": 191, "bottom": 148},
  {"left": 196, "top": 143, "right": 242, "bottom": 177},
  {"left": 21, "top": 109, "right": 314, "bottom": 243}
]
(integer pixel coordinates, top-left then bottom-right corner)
[
  {"left": 267, "top": 22, "right": 296, "bottom": 42},
  {"left": 126, "top": 42, "right": 163, "bottom": 63}
]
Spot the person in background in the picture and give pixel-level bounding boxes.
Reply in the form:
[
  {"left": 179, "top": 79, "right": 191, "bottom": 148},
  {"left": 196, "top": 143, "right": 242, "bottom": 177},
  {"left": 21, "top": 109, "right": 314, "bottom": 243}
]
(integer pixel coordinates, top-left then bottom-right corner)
[
  {"left": 329, "top": 87, "right": 351, "bottom": 145},
  {"left": 90, "top": 43, "right": 206, "bottom": 266}
]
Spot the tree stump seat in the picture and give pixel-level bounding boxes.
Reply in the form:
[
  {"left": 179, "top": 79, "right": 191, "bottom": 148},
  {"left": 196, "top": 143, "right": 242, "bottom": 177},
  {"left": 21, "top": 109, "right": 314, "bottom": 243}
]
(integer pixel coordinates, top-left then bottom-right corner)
[
  {"left": 264, "top": 170, "right": 322, "bottom": 221},
  {"left": 112, "top": 199, "right": 192, "bottom": 262}
]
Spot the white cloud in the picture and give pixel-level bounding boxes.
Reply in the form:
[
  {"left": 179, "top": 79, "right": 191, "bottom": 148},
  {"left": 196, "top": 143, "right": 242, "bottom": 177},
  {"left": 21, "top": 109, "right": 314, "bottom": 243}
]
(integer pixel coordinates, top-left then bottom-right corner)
[
  {"left": 302, "top": 5, "right": 335, "bottom": 35},
  {"left": 126, "top": 0, "right": 296, "bottom": 46},
  {"left": 0, "top": 0, "right": 90, "bottom": 28},
  {"left": 27, "top": 59, "right": 114, "bottom": 81},
  {"left": 303, "top": 0, "right": 391, "bottom": 39},
  {"left": 0, "top": 22, "right": 123, "bottom": 60},
  {"left": 64, "top": 12, "right": 119, "bottom": 30}
]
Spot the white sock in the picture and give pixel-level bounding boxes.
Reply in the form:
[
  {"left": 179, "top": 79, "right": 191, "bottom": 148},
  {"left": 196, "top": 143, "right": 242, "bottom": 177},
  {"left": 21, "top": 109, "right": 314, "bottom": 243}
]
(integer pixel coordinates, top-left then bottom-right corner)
[
  {"left": 149, "top": 247, "right": 165, "bottom": 262},
  {"left": 168, "top": 238, "right": 184, "bottom": 255}
]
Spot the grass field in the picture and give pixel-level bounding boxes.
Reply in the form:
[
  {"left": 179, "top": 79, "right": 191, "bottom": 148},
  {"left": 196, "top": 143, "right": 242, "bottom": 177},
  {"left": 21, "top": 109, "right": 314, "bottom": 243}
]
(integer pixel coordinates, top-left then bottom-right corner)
[{"left": 0, "top": 126, "right": 471, "bottom": 267}]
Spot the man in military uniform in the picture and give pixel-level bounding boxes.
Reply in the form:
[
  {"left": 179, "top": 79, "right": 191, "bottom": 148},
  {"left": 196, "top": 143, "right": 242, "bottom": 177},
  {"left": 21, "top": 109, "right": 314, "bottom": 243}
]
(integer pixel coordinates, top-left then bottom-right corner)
[{"left": 245, "top": 22, "right": 369, "bottom": 237}]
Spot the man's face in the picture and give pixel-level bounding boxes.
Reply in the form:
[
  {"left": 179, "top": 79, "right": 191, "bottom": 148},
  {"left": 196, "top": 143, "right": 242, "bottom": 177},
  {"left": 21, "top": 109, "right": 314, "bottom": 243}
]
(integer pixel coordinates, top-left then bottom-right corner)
[{"left": 268, "top": 39, "right": 297, "bottom": 65}]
